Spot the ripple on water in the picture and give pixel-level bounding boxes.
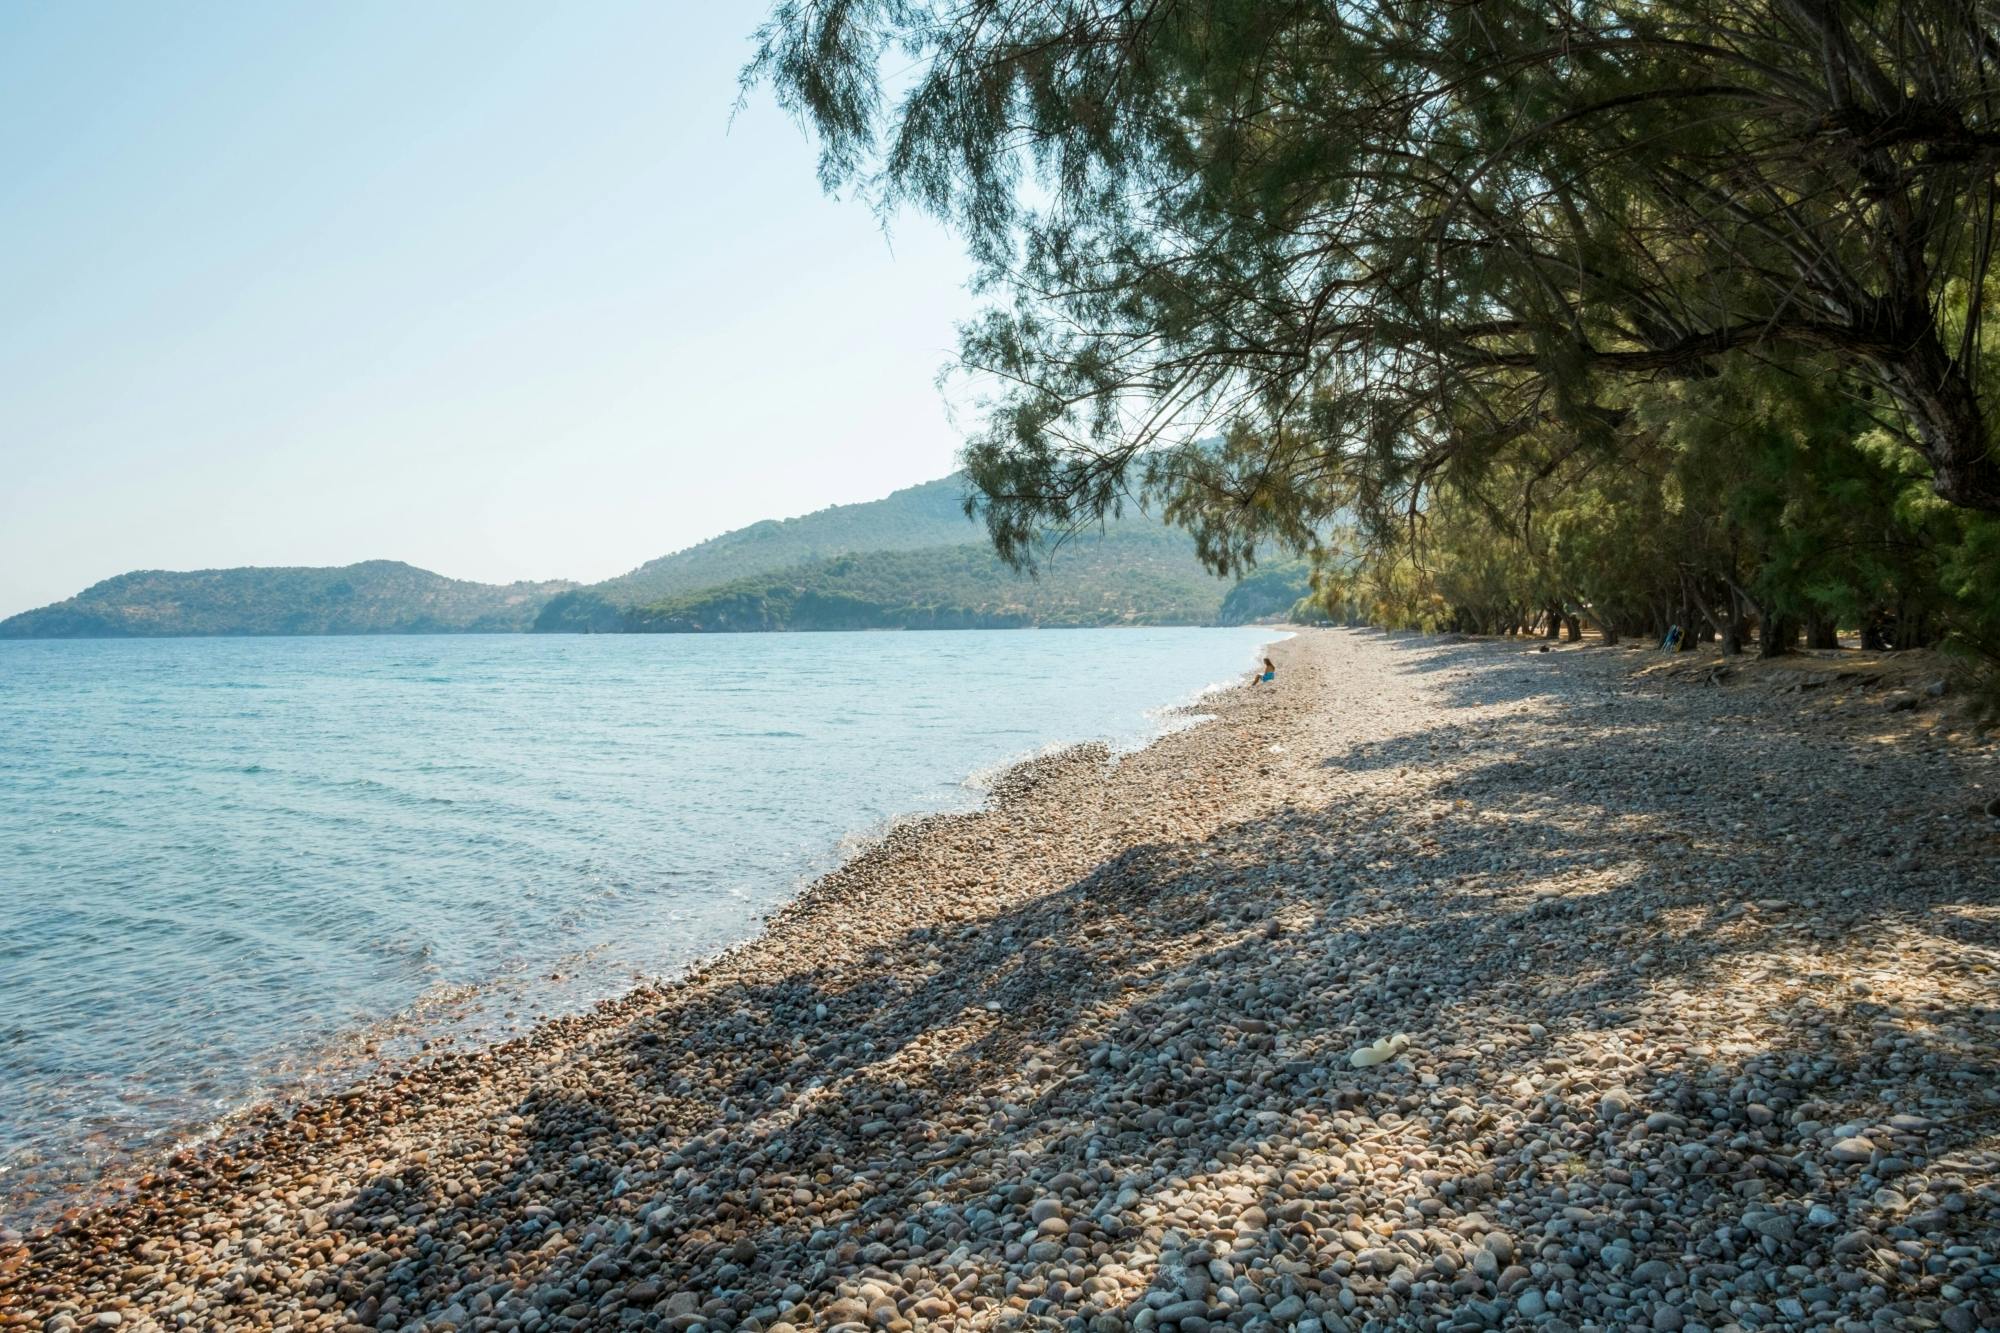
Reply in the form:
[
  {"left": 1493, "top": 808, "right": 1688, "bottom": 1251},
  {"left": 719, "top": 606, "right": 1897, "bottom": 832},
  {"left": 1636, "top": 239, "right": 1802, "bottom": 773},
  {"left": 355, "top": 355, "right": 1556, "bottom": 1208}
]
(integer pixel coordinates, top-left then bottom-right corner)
[{"left": 0, "top": 626, "right": 1274, "bottom": 1221}]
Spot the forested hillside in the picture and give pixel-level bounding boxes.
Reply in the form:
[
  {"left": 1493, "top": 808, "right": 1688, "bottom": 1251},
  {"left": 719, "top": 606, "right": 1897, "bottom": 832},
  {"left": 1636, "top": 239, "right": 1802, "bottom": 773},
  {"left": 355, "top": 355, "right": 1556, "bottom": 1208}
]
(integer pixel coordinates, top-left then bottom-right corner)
[
  {"left": 531, "top": 475, "right": 1268, "bottom": 632},
  {"left": 1215, "top": 562, "right": 1323, "bottom": 628},
  {"left": 0, "top": 563, "right": 573, "bottom": 638},
  {"left": 586, "top": 476, "right": 981, "bottom": 607},
  {"left": 548, "top": 528, "right": 1235, "bottom": 633},
  {"left": 4, "top": 479, "right": 1305, "bottom": 638}
]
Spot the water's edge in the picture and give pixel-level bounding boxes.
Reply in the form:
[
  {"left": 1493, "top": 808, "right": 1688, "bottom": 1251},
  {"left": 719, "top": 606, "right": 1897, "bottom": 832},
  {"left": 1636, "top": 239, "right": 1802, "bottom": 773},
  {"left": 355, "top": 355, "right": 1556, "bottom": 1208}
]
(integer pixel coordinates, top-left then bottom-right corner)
[{"left": 3, "top": 631, "right": 1290, "bottom": 1233}]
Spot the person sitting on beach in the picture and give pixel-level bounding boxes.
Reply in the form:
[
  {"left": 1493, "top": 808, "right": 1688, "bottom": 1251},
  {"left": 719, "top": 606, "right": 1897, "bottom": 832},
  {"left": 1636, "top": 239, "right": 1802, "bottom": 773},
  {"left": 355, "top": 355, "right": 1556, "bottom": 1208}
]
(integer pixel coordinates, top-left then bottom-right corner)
[{"left": 1251, "top": 657, "right": 1275, "bottom": 685}]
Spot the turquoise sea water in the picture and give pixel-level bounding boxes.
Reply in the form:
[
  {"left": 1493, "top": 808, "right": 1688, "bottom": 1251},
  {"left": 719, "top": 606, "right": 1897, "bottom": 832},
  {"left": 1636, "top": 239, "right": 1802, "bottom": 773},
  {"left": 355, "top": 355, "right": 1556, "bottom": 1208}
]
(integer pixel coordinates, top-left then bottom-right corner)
[{"left": 0, "top": 627, "right": 1272, "bottom": 1219}]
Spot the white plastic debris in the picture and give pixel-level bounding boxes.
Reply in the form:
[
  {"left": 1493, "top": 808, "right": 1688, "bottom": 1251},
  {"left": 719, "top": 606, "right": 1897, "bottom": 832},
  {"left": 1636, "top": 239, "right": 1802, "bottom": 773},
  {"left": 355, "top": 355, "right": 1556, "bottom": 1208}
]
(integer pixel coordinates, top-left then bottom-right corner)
[{"left": 1348, "top": 1033, "right": 1411, "bottom": 1068}]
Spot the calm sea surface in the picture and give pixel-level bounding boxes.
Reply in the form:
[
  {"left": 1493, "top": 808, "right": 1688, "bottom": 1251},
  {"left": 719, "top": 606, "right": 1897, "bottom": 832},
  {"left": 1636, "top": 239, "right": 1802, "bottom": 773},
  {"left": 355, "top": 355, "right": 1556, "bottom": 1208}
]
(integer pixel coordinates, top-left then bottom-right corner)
[{"left": 0, "top": 627, "right": 1272, "bottom": 1219}]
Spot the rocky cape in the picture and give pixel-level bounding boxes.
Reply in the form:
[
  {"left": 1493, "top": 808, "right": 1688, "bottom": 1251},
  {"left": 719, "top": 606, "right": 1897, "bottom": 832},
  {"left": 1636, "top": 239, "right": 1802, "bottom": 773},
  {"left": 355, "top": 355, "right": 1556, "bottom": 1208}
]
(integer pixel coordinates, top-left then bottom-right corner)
[{"left": 0, "top": 562, "right": 574, "bottom": 638}]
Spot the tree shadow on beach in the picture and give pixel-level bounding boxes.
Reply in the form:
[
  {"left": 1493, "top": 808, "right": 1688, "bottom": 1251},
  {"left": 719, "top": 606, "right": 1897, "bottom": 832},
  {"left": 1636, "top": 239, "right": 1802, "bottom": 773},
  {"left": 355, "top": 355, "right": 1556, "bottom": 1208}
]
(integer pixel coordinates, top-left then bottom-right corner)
[
  {"left": 43, "top": 632, "right": 1997, "bottom": 1332},
  {"left": 314, "top": 837, "right": 1996, "bottom": 1328}
]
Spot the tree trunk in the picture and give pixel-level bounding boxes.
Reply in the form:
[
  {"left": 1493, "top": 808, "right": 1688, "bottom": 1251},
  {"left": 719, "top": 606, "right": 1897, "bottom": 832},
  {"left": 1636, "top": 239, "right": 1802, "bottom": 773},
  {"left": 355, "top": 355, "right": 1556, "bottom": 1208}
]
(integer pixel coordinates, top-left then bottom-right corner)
[
  {"left": 1759, "top": 614, "right": 1797, "bottom": 658},
  {"left": 1805, "top": 611, "right": 1839, "bottom": 650},
  {"left": 1877, "top": 314, "right": 2000, "bottom": 513},
  {"left": 1682, "top": 577, "right": 1733, "bottom": 652},
  {"left": 1563, "top": 613, "right": 1582, "bottom": 642},
  {"left": 1725, "top": 578, "right": 1772, "bottom": 657},
  {"left": 1725, "top": 590, "right": 1751, "bottom": 657},
  {"left": 1544, "top": 605, "right": 1563, "bottom": 640}
]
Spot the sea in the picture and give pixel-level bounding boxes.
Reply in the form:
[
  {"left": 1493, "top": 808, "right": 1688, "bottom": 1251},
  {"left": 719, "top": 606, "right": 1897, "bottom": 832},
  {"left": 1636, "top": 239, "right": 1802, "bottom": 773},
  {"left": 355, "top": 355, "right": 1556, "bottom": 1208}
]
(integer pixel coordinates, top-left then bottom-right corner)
[{"left": 0, "top": 627, "right": 1274, "bottom": 1222}]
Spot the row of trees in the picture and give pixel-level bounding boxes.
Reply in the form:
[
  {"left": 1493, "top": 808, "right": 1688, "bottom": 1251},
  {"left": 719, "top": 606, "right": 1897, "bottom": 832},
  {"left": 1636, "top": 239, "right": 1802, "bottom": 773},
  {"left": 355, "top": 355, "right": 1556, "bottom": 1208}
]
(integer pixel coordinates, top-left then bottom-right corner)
[
  {"left": 751, "top": 1, "right": 2000, "bottom": 661},
  {"left": 1351, "top": 355, "right": 1999, "bottom": 657}
]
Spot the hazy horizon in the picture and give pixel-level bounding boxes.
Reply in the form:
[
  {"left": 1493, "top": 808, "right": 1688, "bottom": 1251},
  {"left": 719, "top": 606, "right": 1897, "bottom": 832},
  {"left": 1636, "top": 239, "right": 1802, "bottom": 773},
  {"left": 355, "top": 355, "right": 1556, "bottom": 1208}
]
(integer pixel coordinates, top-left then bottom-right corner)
[{"left": 0, "top": 2, "right": 978, "bottom": 619}]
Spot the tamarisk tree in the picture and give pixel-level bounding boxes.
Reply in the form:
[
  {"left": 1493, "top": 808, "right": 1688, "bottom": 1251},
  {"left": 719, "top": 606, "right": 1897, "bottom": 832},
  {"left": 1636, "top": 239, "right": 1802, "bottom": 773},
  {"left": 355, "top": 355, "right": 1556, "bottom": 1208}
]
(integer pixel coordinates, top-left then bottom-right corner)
[{"left": 749, "top": 0, "right": 2000, "bottom": 574}]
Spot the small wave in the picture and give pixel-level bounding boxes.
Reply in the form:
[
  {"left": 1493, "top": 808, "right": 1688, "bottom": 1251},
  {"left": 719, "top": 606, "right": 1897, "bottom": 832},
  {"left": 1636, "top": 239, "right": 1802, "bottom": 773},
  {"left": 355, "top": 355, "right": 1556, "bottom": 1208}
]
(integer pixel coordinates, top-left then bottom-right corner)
[
  {"left": 1149, "top": 710, "right": 1217, "bottom": 740},
  {"left": 959, "top": 738, "right": 1087, "bottom": 794},
  {"left": 827, "top": 807, "right": 946, "bottom": 864}
]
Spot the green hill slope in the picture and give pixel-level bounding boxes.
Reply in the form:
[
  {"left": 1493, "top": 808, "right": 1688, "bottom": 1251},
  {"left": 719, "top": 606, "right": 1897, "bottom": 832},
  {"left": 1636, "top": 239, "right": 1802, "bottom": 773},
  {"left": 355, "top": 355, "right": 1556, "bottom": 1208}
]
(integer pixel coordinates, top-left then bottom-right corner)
[
  {"left": 533, "top": 473, "right": 1251, "bottom": 632},
  {"left": 1216, "top": 561, "right": 1324, "bottom": 624},
  {"left": 0, "top": 562, "right": 575, "bottom": 638},
  {"left": 607, "top": 527, "right": 1235, "bottom": 632},
  {"left": 590, "top": 475, "right": 982, "bottom": 607}
]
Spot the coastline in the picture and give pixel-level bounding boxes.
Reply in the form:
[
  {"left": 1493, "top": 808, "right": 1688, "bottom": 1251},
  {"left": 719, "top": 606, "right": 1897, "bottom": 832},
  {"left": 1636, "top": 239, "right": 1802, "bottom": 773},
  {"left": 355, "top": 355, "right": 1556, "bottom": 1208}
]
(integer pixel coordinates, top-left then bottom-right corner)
[
  {"left": 7, "top": 627, "right": 1998, "bottom": 1332},
  {"left": 3, "top": 628, "right": 1305, "bottom": 1289},
  {"left": 0, "top": 628, "right": 1272, "bottom": 1232},
  {"left": 0, "top": 630, "right": 1286, "bottom": 1235}
]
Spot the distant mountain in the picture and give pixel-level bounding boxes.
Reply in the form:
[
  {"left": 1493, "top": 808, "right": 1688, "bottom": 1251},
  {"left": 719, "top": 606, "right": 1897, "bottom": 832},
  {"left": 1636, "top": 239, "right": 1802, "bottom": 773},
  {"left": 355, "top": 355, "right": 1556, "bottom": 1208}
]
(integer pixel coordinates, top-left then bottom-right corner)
[
  {"left": 3, "top": 475, "right": 1309, "bottom": 639},
  {"left": 1217, "top": 560, "right": 1323, "bottom": 625},
  {"left": 532, "top": 474, "right": 1262, "bottom": 632},
  {"left": 579, "top": 475, "right": 983, "bottom": 608},
  {"left": 612, "top": 527, "right": 1237, "bottom": 632},
  {"left": 0, "top": 561, "right": 574, "bottom": 638}
]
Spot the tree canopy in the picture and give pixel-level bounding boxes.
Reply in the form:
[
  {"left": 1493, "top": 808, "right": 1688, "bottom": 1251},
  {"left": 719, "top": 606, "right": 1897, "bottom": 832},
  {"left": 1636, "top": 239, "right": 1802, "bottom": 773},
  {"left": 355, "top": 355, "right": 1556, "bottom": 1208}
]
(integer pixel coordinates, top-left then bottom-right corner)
[{"left": 751, "top": 0, "right": 2000, "bottom": 658}]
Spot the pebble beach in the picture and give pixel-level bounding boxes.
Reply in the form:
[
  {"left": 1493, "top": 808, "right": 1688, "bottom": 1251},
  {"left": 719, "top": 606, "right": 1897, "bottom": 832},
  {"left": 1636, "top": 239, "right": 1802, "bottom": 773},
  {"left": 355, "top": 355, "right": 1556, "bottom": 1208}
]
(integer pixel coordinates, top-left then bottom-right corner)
[{"left": 5, "top": 627, "right": 1998, "bottom": 1333}]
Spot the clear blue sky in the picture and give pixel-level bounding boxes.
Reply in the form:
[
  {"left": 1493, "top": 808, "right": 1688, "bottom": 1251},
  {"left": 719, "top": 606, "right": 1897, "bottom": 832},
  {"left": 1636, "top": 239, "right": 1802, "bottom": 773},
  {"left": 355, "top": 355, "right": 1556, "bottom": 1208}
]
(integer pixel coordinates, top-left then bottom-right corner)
[{"left": 0, "top": 2, "right": 979, "bottom": 618}]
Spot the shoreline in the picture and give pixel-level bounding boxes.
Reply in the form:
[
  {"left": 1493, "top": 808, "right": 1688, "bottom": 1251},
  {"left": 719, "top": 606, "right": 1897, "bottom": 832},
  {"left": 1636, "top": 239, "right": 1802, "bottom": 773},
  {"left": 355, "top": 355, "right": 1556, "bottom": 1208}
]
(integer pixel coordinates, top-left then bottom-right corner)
[
  {"left": 0, "top": 632, "right": 1287, "bottom": 1238},
  {"left": 7, "top": 627, "right": 1997, "bottom": 1332},
  {"left": 0, "top": 623, "right": 1286, "bottom": 644}
]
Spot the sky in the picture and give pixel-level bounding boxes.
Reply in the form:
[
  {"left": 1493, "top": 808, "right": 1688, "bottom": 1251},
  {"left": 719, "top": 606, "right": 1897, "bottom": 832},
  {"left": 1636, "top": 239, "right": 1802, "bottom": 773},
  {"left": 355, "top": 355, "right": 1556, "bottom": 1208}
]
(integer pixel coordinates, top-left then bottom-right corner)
[{"left": 0, "top": 2, "right": 981, "bottom": 618}]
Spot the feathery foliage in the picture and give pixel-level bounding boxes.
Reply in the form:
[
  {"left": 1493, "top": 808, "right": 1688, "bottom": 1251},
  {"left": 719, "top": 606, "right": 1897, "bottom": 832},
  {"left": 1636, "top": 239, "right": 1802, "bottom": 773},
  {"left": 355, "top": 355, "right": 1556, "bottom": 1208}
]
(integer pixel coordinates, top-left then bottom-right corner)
[{"left": 751, "top": 0, "right": 2000, "bottom": 658}]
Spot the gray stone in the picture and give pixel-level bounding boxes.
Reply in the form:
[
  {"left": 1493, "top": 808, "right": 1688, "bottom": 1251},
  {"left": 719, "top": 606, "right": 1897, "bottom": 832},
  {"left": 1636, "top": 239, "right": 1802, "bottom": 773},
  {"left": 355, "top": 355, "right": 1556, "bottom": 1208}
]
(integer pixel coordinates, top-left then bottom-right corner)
[{"left": 1751, "top": 1214, "right": 1796, "bottom": 1244}]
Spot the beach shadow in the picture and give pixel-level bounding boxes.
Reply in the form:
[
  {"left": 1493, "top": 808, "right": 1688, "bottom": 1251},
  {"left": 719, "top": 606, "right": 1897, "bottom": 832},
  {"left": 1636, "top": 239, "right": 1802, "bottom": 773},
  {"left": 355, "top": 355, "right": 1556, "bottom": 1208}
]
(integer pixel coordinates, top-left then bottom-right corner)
[
  {"left": 301, "top": 777, "right": 1996, "bottom": 1329},
  {"left": 29, "top": 630, "right": 1998, "bottom": 1331}
]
